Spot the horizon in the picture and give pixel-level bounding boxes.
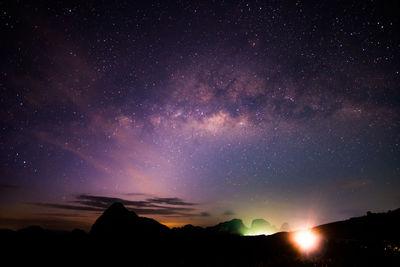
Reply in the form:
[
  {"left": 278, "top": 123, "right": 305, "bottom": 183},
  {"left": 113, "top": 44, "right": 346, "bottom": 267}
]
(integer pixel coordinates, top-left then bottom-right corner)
[
  {"left": 1, "top": 1, "right": 399, "bottom": 232},
  {"left": 2, "top": 200, "right": 395, "bottom": 233}
]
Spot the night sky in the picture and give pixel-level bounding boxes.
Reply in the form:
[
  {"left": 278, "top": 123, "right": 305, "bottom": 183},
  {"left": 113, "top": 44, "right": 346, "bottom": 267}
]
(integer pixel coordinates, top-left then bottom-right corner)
[{"left": 1, "top": 0, "right": 399, "bottom": 231}]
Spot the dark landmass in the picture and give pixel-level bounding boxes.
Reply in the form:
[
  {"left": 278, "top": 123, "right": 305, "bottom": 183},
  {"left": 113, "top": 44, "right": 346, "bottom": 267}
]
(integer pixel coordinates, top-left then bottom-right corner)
[
  {"left": 206, "top": 218, "right": 248, "bottom": 235},
  {"left": 1, "top": 204, "right": 400, "bottom": 266}
]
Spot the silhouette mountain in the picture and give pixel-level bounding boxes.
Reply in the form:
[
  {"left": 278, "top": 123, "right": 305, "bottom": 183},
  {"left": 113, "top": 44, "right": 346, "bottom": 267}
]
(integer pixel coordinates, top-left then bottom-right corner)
[
  {"left": 207, "top": 218, "right": 248, "bottom": 235},
  {"left": 280, "top": 222, "right": 291, "bottom": 232},
  {"left": 315, "top": 208, "right": 400, "bottom": 242},
  {"left": 90, "top": 202, "right": 169, "bottom": 237},
  {"left": 205, "top": 218, "right": 278, "bottom": 236},
  {"left": 247, "top": 218, "right": 277, "bottom": 235},
  {"left": 1, "top": 203, "right": 400, "bottom": 266}
]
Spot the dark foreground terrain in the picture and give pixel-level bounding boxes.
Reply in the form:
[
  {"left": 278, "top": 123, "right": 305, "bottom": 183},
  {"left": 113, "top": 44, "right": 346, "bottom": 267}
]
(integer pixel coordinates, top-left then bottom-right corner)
[{"left": 1, "top": 204, "right": 400, "bottom": 266}]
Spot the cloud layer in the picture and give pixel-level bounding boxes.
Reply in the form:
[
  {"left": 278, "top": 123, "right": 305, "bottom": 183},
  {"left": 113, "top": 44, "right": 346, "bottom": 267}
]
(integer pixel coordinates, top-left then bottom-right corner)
[{"left": 31, "top": 194, "right": 209, "bottom": 218}]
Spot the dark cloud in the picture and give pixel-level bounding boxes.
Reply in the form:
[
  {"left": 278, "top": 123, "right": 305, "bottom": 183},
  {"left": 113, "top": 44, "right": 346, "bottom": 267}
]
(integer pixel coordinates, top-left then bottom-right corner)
[
  {"left": 146, "top": 197, "right": 197, "bottom": 206},
  {"left": 31, "top": 203, "right": 103, "bottom": 212},
  {"left": 223, "top": 210, "right": 235, "bottom": 216},
  {"left": 74, "top": 194, "right": 153, "bottom": 208},
  {"left": 163, "top": 211, "right": 211, "bottom": 218},
  {"left": 129, "top": 207, "right": 195, "bottom": 216},
  {"left": 124, "top": 192, "right": 151, "bottom": 197},
  {"left": 35, "top": 213, "right": 89, "bottom": 218},
  {"left": 30, "top": 194, "right": 200, "bottom": 217}
]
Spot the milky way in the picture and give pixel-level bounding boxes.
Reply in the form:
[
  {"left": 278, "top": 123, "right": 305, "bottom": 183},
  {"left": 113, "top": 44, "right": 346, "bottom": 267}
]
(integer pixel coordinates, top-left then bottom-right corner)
[{"left": 1, "top": 1, "right": 399, "bottom": 230}]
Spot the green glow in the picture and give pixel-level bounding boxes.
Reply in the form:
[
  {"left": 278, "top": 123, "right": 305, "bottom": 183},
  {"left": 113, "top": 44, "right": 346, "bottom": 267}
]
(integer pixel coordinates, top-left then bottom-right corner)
[
  {"left": 242, "top": 218, "right": 277, "bottom": 236},
  {"left": 242, "top": 227, "right": 274, "bottom": 236},
  {"left": 244, "top": 230, "right": 273, "bottom": 236}
]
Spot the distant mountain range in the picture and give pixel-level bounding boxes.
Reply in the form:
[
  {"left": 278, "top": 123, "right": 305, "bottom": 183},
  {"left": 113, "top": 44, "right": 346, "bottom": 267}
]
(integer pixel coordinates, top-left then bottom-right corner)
[
  {"left": 1, "top": 203, "right": 399, "bottom": 266},
  {"left": 90, "top": 202, "right": 400, "bottom": 242},
  {"left": 89, "top": 202, "right": 279, "bottom": 238}
]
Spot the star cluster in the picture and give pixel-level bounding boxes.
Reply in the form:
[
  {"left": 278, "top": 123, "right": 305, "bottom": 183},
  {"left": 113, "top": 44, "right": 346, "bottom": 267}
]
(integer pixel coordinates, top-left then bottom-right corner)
[{"left": 0, "top": 1, "right": 399, "bottom": 230}]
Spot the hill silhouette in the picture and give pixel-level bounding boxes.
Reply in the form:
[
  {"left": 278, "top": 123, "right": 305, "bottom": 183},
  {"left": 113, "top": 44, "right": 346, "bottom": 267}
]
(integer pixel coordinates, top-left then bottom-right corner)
[
  {"left": 314, "top": 209, "right": 400, "bottom": 242},
  {"left": 90, "top": 202, "right": 168, "bottom": 238},
  {"left": 206, "top": 218, "right": 248, "bottom": 235},
  {"left": 248, "top": 218, "right": 277, "bottom": 235},
  {"left": 1, "top": 203, "right": 400, "bottom": 266}
]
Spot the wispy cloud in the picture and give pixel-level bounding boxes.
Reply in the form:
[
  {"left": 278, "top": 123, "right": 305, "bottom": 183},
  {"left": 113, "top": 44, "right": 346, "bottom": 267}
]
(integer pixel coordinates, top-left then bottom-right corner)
[
  {"left": 30, "top": 194, "right": 208, "bottom": 218},
  {"left": 124, "top": 192, "right": 151, "bottom": 197},
  {"left": 146, "top": 197, "right": 197, "bottom": 206},
  {"left": 0, "top": 184, "right": 20, "bottom": 192},
  {"left": 32, "top": 203, "right": 103, "bottom": 212}
]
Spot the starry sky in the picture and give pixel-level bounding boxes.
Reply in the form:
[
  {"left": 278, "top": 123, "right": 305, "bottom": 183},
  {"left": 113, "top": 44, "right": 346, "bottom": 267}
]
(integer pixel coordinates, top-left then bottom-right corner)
[{"left": 1, "top": 0, "right": 399, "bottom": 231}]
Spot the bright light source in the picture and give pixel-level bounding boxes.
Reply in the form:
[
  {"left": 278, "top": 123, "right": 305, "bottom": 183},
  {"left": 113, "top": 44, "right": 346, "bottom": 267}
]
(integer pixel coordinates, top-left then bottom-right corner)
[{"left": 292, "top": 229, "right": 319, "bottom": 252}]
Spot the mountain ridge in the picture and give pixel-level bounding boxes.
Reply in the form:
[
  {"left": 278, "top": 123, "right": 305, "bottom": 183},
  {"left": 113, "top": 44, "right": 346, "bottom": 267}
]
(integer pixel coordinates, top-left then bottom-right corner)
[{"left": 1, "top": 204, "right": 399, "bottom": 266}]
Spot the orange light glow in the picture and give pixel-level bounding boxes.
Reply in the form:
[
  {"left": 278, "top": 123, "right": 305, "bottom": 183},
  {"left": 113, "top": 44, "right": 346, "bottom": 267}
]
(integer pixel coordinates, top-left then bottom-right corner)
[
  {"left": 161, "top": 222, "right": 187, "bottom": 228},
  {"left": 292, "top": 229, "right": 319, "bottom": 252}
]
